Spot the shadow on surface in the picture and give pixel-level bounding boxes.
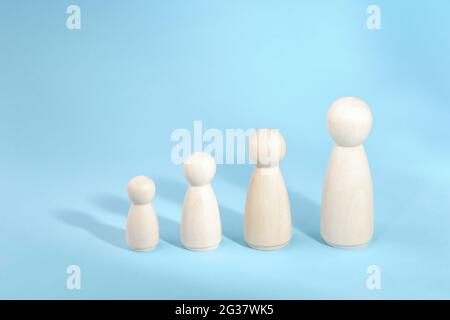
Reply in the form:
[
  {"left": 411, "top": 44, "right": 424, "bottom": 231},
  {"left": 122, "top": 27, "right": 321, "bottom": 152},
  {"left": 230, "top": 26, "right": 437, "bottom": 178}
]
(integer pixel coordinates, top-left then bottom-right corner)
[
  {"left": 90, "top": 190, "right": 185, "bottom": 249},
  {"left": 217, "top": 163, "right": 326, "bottom": 245},
  {"left": 220, "top": 206, "right": 246, "bottom": 247},
  {"left": 158, "top": 216, "right": 183, "bottom": 249},
  {"left": 91, "top": 194, "right": 128, "bottom": 217},
  {"left": 154, "top": 176, "right": 246, "bottom": 247},
  {"left": 153, "top": 176, "right": 185, "bottom": 204},
  {"left": 55, "top": 209, "right": 127, "bottom": 250},
  {"left": 216, "top": 164, "right": 251, "bottom": 190},
  {"left": 289, "top": 191, "right": 325, "bottom": 245}
]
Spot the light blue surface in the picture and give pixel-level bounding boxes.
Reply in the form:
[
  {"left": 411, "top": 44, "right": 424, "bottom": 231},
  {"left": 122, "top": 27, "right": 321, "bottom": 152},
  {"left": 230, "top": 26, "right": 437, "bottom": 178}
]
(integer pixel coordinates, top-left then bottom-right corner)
[{"left": 1, "top": 0, "right": 450, "bottom": 299}]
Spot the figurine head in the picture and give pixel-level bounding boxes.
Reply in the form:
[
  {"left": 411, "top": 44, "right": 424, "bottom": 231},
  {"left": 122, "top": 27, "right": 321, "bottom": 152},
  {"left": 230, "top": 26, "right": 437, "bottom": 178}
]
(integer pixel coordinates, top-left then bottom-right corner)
[
  {"left": 327, "top": 97, "right": 372, "bottom": 147},
  {"left": 249, "top": 128, "right": 286, "bottom": 168},
  {"left": 183, "top": 152, "right": 216, "bottom": 186},
  {"left": 127, "top": 176, "right": 156, "bottom": 205}
]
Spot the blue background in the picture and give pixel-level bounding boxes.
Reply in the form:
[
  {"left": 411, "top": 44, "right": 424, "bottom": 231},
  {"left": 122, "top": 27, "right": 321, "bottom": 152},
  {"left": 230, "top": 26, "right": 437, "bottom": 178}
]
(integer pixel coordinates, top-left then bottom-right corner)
[{"left": 1, "top": 0, "right": 449, "bottom": 299}]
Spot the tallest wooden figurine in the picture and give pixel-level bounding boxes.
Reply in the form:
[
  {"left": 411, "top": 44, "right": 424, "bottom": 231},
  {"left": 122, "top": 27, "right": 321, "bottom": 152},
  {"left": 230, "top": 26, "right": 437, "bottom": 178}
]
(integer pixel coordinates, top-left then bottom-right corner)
[{"left": 321, "top": 97, "right": 374, "bottom": 248}]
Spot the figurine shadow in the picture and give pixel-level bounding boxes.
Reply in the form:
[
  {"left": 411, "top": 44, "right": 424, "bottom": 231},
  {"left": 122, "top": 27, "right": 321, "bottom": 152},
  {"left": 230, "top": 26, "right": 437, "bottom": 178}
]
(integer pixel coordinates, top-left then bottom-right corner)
[
  {"left": 158, "top": 217, "right": 183, "bottom": 249},
  {"left": 91, "top": 193, "right": 184, "bottom": 249},
  {"left": 154, "top": 176, "right": 247, "bottom": 247},
  {"left": 54, "top": 209, "right": 128, "bottom": 250},
  {"left": 217, "top": 164, "right": 326, "bottom": 245},
  {"left": 153, "top": 176, "right": 185, "bottom": 205},
  {"left": 289, "top": 192, "right": 326, "bottom": 245},
  {"left": 220, "top": 206, "right": 246, "bottom": 247},
  {"left": 90, "top": 194, "right": 128, "bottom": 217},
  {"left": 217, "top": 163, "right": 251, "bottom": 188}
]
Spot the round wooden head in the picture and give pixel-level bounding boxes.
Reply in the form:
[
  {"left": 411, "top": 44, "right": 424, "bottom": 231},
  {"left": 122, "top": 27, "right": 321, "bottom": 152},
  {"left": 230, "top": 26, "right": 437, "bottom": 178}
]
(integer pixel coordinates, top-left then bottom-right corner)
[
  {"left": 183, "top": 152, "right": 216, "bottom": 186},
  {"left": 327, "top": 97, "right": 372, "bottom": 147},
  {"left": 127, "top": 176, "right": 156, "bottom": 205},
  {"left": 249, "top": 128, "right": 286, "bottom": 168}
]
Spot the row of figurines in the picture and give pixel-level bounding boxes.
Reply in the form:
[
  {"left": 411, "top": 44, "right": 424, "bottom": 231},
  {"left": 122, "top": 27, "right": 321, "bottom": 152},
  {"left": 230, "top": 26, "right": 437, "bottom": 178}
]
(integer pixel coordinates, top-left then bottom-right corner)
[{"left": 126, "top": 97, "right": 374, "bottom": 251}]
